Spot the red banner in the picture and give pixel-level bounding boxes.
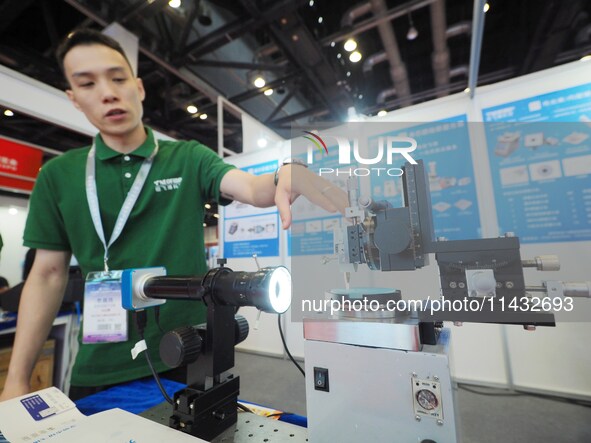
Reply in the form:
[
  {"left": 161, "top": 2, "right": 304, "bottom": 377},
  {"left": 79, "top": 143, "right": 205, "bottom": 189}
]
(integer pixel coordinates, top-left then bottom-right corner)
[{"left": 0, "top": 136, "right": 44, "bottom": 192}]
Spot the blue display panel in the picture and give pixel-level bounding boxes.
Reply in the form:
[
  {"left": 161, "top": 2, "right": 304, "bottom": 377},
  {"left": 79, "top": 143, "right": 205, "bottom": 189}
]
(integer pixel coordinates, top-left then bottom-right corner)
[
  {"left": 289, "top": 146, "right": 345, "bottom": 256},
  {"left": 368, "top": 115, "right": 482, "bottom": 240},
  {"left": 482, "top": 83, "right": 591, "bottom": 243},
  {"left": 222, "top": 160, "right": 280, "bottom": 257}
]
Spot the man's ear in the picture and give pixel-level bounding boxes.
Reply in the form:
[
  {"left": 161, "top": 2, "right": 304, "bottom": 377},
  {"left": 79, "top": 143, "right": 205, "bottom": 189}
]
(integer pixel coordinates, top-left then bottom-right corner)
[
  {"left": 136, "top": 78, "right": 146, "bottom": 102},
  {"left": 65, "top": 89, "right": 81, "bottom": 111}
]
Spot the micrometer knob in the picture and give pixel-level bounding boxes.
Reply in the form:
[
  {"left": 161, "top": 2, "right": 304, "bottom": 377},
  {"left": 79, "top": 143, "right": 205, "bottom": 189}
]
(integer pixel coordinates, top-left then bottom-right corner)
[
  {"left": 234, "top": 314, "right": 250, "bottom": 345},
  {"left": 536, "top": 255, "right": 560, "bottom": 271},
  {"left": 562, "top": 282, "right": 591, "bottom": 298},
  {"left": 522, "top": 255, "right": 560, "bottom": 271},
  {"left": 159, "top": 326, "right": 202, "bottom": 368}
]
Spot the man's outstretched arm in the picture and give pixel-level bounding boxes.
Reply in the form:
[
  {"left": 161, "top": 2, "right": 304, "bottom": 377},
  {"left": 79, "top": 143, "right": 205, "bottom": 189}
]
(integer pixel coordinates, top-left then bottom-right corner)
[
  {"left": 0, "top": 249, "right": 70, "bottom": 402},
  {"left": 220, "top": 164, "right": 348, "bottom": 229}
]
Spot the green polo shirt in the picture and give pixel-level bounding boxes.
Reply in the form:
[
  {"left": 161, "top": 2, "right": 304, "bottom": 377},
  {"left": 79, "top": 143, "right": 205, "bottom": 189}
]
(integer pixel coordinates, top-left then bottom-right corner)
[{"left": 24, "top": 127, "right": 235, "bottom": 386}]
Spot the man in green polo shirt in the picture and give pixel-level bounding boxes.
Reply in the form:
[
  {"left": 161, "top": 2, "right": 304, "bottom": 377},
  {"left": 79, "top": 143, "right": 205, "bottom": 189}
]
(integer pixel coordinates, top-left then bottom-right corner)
[{"left": 0, "top": 29, "right": 346, "bottom": 402}]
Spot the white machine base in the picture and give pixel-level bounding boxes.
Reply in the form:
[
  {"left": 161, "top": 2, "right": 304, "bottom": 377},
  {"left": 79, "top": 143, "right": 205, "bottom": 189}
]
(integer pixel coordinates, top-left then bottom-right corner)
[{"left": 304, "top": 329, "right": 459, "bottom": 443}]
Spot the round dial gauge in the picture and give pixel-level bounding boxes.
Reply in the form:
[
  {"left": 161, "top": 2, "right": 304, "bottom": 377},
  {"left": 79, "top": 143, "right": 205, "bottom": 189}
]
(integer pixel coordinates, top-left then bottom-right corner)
[{"left": 416, "top": 389, "right": 438, "bottom": 410}]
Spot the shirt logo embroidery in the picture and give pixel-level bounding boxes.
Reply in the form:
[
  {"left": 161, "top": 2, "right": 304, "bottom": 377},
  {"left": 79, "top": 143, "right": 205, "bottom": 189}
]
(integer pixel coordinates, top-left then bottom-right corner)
[{"left": 154, "top": 177, "right": 182, "bottom": 192}]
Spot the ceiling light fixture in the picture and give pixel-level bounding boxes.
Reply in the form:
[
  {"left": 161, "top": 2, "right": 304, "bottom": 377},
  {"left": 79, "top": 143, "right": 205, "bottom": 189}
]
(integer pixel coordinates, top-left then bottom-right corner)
[
  {"left": 264, "top": 88, "right": 274, "bottom": 96},
  {"left": 406, "top": 13, "right": 418, "bottom": 40},
  {"left": 309, "top": 0, "right": 314, "bottom": 6},
  {"left": 205, "top": 203, "right": 212, "bottom": 209},
  {"left": 344, "top": 38, "right": 357, "bottom": 52},
  {"left": 199, "top": 113, "right": 208, "bottom": 120},
  {"left": 377, "top": 110, "right": 387, "bottom": 117},
  {"left": 186, "top": 105, "right": 198, "bottom": 114},
  {"left": 349, "top": 51, "right": 362, "bottom": 63},
  {"left": 483, "top": 2, "right": 490, "bottom": 12},
  {"left": 213, "top": 213, "right": 220, "bottom": 219},
  {"left": 197, "top": 0, "right": 212, "bottom": 26},
  {"left": 4, "top": 109, "right": 14, "bottom": 117},
  {"left": 168, "top": 0, "right": 181, "bottom": 8},
  {"left": 318, "top": 17, "right": 323, "bottom": 24},
  {"left": 250, "top": 70, "right": 266, "bottom": 88},
  {"left": 580, "top": 55, "right": 591, "bottom": 62}
]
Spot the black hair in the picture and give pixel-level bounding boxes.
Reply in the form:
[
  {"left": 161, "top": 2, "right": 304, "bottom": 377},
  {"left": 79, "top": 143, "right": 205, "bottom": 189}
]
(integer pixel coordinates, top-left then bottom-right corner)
[
  {"left": 56, "top": 28, "right": 134, "bottom": 76},
  {"left": 0, "top": 276, "right": 9, "bottom": 288}
]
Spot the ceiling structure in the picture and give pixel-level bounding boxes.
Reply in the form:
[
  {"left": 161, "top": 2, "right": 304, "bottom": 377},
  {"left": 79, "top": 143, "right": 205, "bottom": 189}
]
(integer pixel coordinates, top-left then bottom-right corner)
[{"left": 1, "top": 0, "right": 590, "bottom": 155}]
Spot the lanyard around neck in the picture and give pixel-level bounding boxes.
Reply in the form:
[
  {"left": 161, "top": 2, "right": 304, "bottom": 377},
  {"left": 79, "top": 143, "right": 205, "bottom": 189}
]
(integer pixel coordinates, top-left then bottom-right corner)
[{"left": 85, "top": 136, "right": 159, "bottom": 272}]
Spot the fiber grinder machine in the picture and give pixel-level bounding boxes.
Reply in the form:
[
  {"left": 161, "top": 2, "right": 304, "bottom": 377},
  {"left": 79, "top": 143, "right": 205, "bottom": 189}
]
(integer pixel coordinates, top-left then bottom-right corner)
[{"left": 303, "top": 160, "right": 590, "bottom": 443}]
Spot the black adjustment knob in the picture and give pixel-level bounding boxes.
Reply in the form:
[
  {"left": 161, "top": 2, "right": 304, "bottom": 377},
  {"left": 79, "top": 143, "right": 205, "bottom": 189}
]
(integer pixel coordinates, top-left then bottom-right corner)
[
  {"left": 159, "top": 326, "right": 202, "bottom": 368},
  {"left": 234, "top": 315, "right": 249, "bottom": 345}
]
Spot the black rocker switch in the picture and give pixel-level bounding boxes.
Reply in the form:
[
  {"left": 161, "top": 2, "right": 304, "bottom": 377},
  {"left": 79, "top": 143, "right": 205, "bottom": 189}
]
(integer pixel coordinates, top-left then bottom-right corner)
[{"left": 314, "top": 367, "right": 329, "bottom": 392}]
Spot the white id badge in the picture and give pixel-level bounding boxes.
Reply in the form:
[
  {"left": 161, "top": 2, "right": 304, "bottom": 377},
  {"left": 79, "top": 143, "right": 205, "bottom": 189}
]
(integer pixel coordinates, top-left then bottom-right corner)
[{"left": 82, "top": 271, "right": 128, "bottom": 344}]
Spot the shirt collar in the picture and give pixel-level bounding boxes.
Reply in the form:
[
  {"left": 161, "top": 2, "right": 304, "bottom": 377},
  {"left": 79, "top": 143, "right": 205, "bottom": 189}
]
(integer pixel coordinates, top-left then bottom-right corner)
[{"left": 95, "top": 126, "right": 156, "bottom": 160}]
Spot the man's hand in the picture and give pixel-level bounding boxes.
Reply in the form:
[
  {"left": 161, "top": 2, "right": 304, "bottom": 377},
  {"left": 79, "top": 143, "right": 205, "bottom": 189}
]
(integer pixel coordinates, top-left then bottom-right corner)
[
  {"left": 220, "top": 166, "right": 349, "bottom": 229},
  {"left": 274, "top": 164, "right": 349, "bottom": 229},
  {"left": 0, "top": 379, "right": 30, "bottom": 402}
]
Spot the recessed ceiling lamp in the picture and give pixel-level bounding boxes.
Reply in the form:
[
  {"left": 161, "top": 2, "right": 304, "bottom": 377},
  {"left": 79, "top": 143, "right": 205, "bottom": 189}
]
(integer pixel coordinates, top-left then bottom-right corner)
[
  {"left": 186, "top": 105, "right": 198, "bottom": 114},
  {"left": 349, "top": 51, "right": 362, "bottom": 63},
  {"left": 377, "top": 110, "right": 387, "bottom": 117},
  {"left": 251, "top": 71, "right": 266, "bottom": 88},
  {"left": 264, "top": 88, "right": 274, "bottom": 96},
  {"left": 4, "top": 109, "right": 14, "bottom": 117},
  {"left": 344, "top": 38, "right": 357, "bottom": 52},
  {"left": 168, "top": 0, "right": 181, "bottom": 8},
  {"left": 199, "top": 113, "right": 208, "bottom": 119},
  {"left": 483, "top": 2, "right": 490, "bottom": 12}
]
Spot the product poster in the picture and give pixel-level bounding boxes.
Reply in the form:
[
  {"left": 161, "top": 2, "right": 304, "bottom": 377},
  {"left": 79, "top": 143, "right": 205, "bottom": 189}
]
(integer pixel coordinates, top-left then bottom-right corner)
[
  {"left": 368, "top": 115, "right": 482, "bottom": 240},
  {"left": 289, "top": 145, "right": 347, "bottom": 256},
  {"left": 222, "top": 160, "right": 280, "bottom": 257},
  {"left": 482, "top": 83, "right": 591, "bottom": 243}
]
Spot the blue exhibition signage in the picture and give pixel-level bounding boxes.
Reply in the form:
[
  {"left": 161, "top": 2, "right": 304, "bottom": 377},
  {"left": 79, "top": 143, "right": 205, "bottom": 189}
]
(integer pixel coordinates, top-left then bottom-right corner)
[
  {"left": 482, "top": 83, "right": 591, "bottom": 243},
  {"left": 222, "top": 160, "right": 280, "bottom": 258},
  {"left": 289, "top": 146, "right": 343, "bottom": 256},
  {"left": 368, "top": 115, "right": 482, "bottom": 240}
]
